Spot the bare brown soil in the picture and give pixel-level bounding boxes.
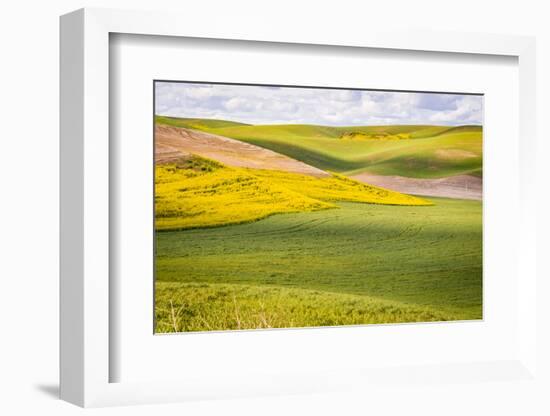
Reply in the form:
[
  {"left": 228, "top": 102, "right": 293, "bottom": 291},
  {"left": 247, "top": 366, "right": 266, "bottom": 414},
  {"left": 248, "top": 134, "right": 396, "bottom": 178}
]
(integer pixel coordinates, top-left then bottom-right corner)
[
  {"left": 351, "top": 173, "right": 482, "bottom": 201},
  {"left": 155, "top": 125, "right": 329, "bottom": 177}
]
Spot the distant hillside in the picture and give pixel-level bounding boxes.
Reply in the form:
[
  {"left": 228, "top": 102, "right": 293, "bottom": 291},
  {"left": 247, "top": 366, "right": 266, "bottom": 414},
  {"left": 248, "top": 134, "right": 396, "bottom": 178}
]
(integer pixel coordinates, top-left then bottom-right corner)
[
  {"left": 155, "top": 115, "right": 250, "bottom": 130},
  {"left": 155, "top": 116, "right": 482, "bottom": 179}
]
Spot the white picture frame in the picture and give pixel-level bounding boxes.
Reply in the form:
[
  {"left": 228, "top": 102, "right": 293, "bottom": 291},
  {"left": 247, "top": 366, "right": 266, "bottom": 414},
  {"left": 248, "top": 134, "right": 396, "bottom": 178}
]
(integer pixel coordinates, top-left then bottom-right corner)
[{"left": 60, "top": 7, "right": 538, "bottom": 408}]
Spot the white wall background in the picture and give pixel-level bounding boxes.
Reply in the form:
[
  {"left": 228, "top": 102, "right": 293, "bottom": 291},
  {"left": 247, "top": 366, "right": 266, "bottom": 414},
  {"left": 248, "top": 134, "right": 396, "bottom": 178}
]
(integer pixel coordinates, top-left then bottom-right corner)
[{"left": 0, "top": 1, "right": 548, "bottom": 415}]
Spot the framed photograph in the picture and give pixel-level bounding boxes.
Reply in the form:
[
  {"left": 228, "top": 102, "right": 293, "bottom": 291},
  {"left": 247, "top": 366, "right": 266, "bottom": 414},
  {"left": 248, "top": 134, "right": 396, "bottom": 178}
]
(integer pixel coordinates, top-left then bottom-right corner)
[
  {"left": 60, "top": 8, "right": 539, "bottom": 408},
  {"left": 152, "top": 80, "right": 483, "bottom": 334}
]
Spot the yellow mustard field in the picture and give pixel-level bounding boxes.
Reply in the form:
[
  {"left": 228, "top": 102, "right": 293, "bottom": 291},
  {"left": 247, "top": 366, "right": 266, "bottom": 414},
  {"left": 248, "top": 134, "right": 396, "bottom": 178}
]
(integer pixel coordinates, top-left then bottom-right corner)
[{"left": 155, "top": 156, "right": 431, "bottom": 231}]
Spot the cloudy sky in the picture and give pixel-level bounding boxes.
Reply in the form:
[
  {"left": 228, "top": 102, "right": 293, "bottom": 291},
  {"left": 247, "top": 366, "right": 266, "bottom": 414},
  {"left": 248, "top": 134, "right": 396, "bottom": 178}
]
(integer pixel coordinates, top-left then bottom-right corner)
[{"left": 155, "top": 82, "right": 483, "bottom": 126}]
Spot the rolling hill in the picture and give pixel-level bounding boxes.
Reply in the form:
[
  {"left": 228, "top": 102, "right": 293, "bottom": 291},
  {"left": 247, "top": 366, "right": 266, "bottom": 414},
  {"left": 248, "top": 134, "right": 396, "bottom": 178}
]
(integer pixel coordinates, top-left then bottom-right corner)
[
  {"left": 155, "top": 124, "right": 329, "bottom": 177},
  {"left": 156, "top": 197, "right": 482, "bottom": 331},
  {"left": 155, "top": 116, "right": 482, "bottom": 179}
]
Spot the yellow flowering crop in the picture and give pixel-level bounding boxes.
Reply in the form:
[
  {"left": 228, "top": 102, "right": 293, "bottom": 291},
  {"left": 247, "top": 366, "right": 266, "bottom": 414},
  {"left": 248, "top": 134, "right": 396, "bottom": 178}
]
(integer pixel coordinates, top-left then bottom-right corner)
[{"left": 155, "top": 156, "right": 431, "bottom": 231}]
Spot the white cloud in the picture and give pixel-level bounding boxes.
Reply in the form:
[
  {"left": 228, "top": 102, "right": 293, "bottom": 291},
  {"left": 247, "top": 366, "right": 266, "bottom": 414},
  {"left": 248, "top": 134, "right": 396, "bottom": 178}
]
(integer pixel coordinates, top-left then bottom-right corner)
[{"left": 155, "top": 82, "right": 483, "bottom": 126}]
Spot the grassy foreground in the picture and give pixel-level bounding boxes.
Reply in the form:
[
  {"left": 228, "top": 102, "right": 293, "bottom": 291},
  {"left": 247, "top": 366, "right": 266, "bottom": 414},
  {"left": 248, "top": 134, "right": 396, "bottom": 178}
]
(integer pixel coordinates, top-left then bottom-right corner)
[
  {"left": 155, "top": 198, "right": 482, "bottom": 332},
  {"left": 155, "top": 282, "right": 457, "bottom": 332},
  {"left": 155, "top": 156, "right": 430, "bottom": 231}
]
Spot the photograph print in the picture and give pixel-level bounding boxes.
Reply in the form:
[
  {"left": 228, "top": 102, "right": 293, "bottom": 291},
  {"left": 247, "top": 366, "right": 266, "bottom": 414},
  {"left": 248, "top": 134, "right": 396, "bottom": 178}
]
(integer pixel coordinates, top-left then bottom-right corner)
[{"left": 154, "top": 81, "right": 483, "bottom": 333}]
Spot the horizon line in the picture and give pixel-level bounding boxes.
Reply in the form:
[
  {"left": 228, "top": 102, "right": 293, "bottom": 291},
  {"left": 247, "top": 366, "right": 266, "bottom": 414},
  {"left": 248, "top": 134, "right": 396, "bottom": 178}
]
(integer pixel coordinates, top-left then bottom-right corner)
[{"left": 154, "top": 114, "right": 483, "bottom": 128}]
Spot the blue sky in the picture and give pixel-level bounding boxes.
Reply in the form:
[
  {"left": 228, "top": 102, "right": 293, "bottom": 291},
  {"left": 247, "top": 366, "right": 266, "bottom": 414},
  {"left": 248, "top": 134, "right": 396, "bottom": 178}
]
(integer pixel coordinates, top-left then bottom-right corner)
[{"left": 155, "top": 82, "right": 483, "bottom": 126}]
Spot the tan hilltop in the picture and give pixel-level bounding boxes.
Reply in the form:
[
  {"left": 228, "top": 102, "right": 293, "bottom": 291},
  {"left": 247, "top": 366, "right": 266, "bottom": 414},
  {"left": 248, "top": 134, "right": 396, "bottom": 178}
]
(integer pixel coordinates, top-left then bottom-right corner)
[{"left": 155, "top": 125, "right": 329, "bottom": 177}]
